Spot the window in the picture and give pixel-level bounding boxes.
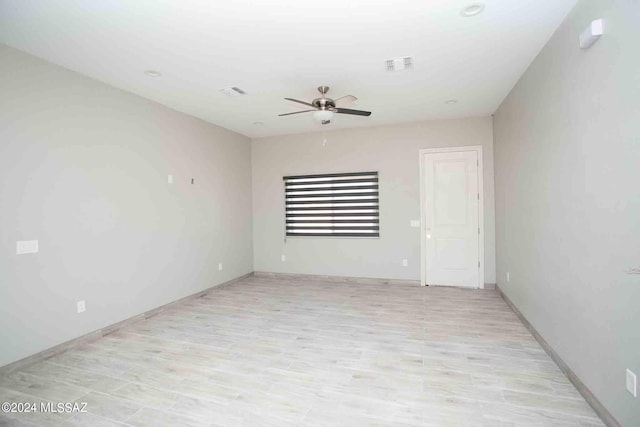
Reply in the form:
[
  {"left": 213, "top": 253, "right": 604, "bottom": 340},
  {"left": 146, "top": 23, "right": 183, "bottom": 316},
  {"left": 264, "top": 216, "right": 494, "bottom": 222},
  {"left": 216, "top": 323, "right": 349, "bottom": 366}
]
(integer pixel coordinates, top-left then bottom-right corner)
[{"left": 284, "top": 171, "right": 380, "bottom": 237}]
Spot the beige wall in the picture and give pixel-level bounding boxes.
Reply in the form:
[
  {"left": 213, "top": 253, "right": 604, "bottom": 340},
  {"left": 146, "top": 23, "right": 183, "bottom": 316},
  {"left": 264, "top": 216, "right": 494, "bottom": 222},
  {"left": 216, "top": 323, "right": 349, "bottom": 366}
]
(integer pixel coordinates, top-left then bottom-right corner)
[
  {"left": 0, "top": 45, "right": 253, "bottom": 367},
  {"left": 252, "top": 118, "right": 496, "bottom": 284},
  {"left": 493, "top": 0, "right": 640, "bottom": 425}
]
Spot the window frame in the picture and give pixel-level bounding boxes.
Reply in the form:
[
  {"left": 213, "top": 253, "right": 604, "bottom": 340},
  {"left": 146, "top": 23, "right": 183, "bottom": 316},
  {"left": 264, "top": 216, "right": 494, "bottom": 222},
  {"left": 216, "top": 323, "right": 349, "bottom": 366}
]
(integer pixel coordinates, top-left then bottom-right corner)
[{"left": 283, "top": 171, "right": 380, "bottom": 239}]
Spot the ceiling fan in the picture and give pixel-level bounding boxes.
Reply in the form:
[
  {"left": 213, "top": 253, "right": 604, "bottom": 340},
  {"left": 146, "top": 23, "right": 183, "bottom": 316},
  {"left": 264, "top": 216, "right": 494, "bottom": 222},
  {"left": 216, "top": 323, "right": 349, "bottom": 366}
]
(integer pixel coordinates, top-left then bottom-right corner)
[{"left": 278, "top": 86, "right": 371, "bottom": 125}]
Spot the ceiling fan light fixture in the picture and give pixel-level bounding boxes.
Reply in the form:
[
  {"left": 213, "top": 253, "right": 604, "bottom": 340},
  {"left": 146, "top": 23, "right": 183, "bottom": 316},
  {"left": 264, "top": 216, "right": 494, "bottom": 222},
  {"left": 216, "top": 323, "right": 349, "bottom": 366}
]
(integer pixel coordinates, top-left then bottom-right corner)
[
  {"left": 460, "top": 2, "right": 485, "bottom": 17},
  {"left": 313, "top": 109, "right": 334, "bottom": 123},
  {"left": 279, "top": 86, "right": 370, "bottom": 122}
]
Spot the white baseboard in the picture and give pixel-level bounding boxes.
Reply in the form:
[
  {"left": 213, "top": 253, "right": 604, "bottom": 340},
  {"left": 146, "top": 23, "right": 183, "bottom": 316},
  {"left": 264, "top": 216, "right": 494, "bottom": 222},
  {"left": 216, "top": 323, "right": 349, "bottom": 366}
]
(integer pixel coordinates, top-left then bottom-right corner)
[
  {"left": 496, "top": 284, "right": 620, "bottom": 427},
  {"left": 0, "top": 272, "right": 253, "bottom": 375}
]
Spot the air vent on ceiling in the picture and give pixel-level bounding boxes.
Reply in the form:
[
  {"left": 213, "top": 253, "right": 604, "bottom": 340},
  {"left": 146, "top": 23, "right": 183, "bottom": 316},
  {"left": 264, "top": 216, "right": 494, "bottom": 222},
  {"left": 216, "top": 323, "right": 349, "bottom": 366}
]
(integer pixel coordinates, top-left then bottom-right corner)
[
  {"left": 385, "top": 57, "right": 413, "bottom": 72},
  {"left": 218, "top": 86, "right": 247, "bottom": 97}
]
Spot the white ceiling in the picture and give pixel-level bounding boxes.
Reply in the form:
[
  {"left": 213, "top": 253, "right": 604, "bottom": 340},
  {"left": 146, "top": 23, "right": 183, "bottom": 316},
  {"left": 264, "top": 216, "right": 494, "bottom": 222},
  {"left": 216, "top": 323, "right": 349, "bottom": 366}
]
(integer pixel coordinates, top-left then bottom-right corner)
[{"left": 0, "top": 0, "right": 577, "bottom": 138}]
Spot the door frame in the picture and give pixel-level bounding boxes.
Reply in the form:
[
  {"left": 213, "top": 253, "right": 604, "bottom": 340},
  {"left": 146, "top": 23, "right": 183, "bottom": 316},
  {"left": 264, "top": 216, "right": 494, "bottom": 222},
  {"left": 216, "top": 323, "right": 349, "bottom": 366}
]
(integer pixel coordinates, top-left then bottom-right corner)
[{"left": 419, "top": 145, "right": 484, "bottom": 289}]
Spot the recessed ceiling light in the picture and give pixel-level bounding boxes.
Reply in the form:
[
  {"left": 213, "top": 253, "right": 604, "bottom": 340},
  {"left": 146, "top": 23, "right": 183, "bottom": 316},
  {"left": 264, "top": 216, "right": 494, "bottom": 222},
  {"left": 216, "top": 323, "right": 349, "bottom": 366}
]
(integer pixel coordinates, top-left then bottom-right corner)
[
  {"left": 460, "top": 2, "right": 485, "bottom": 17},
  {"left": 445, "top": 99, "right": 458, "bottom": 104},
  {"left": 144, "top": 70, "right": 162, "bottom": 77}
]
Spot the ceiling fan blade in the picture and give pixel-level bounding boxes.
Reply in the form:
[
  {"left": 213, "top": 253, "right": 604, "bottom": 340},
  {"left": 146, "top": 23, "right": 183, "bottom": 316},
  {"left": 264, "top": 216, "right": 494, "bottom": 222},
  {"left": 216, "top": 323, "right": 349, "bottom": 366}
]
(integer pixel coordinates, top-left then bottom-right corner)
[
  {"left": 284, "top": 97, "right": 315, "bottom": 108},
  {"left": 334, "top": 95, "right": 358, "bottom": 105},
  {"left": 278, "top": 109, "right": 316, "bottom": 117},
  {"left": 335, "top": 108, "right": 371, "bottom": 117}
]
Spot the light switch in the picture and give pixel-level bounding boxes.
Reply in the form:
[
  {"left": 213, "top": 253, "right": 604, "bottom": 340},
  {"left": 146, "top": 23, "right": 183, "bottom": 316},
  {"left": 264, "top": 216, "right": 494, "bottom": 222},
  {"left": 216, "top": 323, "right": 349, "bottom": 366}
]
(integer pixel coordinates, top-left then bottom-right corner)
[
  {"left": 410, "top": 220, "right": 421, "bottom": 228},
  {"left": 16, "top": 240, "right": 38, "bottom": 255},
  {"left": 168, "top": 174, "right": 174, "bottom": 184},
  {"left": 627, "top": 369, "right": 637, "bottom": 397}
]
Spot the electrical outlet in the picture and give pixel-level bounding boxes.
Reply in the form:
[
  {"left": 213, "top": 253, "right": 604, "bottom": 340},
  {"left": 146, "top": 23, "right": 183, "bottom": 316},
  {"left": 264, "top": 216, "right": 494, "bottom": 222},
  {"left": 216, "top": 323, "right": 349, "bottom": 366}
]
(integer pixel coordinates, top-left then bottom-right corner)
[
  {"left": 218, "top": 262, "right": 223, "bottom": 271},
  {"left": 281, "top": 254, "right": 286, "bottom": 262},
  {"left": 402, "top": 259, "right": 408, "bottom": 267},
  {"left": 77, "top": 300, "right": 86, "bottom": 314},
  {"left": 627, "top": 369, "right": 637, "bottom": 397},
  {"left": 16, "top": 240, "right": 39, "bottom": 255},
  {"left": 506, "top": 272, "right": 510, "bottom": 283}
]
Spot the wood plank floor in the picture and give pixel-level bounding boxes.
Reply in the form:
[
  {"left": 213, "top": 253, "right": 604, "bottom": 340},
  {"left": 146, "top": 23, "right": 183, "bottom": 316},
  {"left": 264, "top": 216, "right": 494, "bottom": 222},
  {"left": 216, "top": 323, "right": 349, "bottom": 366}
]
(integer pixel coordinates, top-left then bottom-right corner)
[{"left": 0, "top": 275, "right": 604, "bottom": 426}]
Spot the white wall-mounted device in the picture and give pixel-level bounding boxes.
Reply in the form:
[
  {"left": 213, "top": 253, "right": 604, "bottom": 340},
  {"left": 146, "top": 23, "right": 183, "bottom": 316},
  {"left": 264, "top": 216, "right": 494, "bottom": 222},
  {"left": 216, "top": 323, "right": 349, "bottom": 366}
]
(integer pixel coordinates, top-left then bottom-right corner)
[
  {"left": 579, "top": 19, "right": 603, "bottom": 49},
  {"left": 16, "top": 240, "right": 39, "bottom": 254}
]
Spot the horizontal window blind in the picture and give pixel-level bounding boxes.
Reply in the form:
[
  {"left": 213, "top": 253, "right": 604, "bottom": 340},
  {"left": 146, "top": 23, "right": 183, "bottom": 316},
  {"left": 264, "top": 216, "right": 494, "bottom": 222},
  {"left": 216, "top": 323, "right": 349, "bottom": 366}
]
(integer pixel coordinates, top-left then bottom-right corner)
[{"left": 284, "top": 171, "right": 379, "bottom": 237}]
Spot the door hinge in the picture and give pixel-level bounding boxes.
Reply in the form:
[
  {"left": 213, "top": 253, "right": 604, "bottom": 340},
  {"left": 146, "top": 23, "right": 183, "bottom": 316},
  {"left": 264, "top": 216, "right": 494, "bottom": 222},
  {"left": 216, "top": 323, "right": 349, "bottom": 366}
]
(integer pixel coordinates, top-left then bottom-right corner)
[
  {"left": 478, "top": 227, "right": 480, "bottom": 235},
  {"left": 477, "top": 193, "right": 480, "bottom": 200},
  {"left": 478, "top": 261, "right": 481, "bottom": 268}
]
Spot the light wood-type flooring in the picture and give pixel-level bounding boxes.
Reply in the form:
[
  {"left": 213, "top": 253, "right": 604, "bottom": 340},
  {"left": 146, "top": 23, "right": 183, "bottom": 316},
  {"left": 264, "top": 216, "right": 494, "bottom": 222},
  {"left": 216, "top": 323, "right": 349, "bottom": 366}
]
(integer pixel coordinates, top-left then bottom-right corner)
[{"left": 0, "top": 275, "right": 604, "bottom": 426}]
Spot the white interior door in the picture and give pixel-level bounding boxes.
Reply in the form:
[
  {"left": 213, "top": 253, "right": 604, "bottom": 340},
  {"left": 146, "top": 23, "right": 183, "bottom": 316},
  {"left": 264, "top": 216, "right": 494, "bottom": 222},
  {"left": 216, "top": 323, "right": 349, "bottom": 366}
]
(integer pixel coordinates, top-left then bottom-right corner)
[{"left": 424, "top": 150, "right": 480, "bottom": 288}]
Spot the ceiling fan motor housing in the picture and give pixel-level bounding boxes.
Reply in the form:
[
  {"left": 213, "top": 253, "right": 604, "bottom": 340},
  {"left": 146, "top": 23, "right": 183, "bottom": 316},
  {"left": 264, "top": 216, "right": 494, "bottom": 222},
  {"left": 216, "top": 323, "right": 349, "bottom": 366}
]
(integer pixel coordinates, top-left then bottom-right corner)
[
  {"left": 312, "top": 97, "right": 336, "bottom": 111},
  {"left": 313, "top": 85, "right": 335, "bottom": 111}
]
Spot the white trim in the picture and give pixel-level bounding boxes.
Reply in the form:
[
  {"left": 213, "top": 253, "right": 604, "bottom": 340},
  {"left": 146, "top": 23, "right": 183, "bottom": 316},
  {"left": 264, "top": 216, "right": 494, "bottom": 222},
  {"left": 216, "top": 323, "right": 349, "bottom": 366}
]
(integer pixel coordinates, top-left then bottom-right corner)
[{"left": 419, "top": 145, "right": 484, "bottom": 289}]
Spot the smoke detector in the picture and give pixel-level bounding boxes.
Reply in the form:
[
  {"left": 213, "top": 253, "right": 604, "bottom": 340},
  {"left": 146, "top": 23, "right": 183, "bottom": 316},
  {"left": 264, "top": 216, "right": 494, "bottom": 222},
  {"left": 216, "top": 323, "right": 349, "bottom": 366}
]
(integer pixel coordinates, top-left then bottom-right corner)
[{"left": 385, "top": 57, "right": 413, "bottom": 72}]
